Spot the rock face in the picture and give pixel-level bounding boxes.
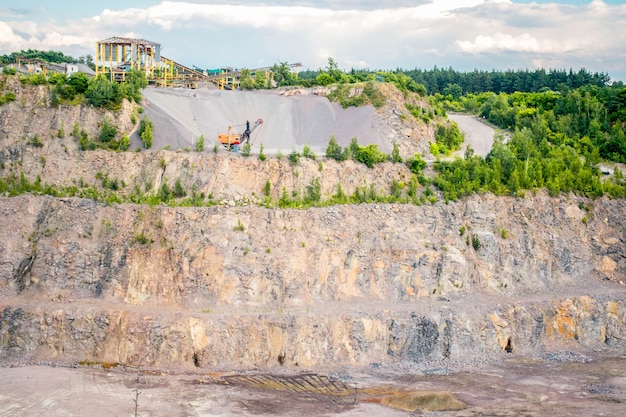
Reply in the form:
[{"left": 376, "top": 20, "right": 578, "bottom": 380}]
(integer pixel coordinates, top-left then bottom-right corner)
[
  {"left": 1, "top": 193, "right": 624, "bottom": 370},
  {"left": 0, "top": 76, "right": 137, "bottom": 144},
  {"left": 0, "top": 79, "right": 625, "bottom": 372}
]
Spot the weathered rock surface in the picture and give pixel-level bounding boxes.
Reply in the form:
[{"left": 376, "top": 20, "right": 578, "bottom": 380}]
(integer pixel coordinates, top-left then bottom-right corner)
[
  {"left": 1, "top": 193, "right": 624, "bottom": 370},
  {"left": 1, "top": 79, "right": 625, "bottom": 376},
  {"left": 0, "top": 76, "right": 136, "bottom": 144}
]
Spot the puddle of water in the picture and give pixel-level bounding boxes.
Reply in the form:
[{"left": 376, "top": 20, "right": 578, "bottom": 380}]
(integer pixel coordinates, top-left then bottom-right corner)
[{"left": 380, "top": 390, "right": 465, "bottom": 412}]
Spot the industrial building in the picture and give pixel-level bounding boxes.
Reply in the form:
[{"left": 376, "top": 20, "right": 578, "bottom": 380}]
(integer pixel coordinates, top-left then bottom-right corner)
[{"left": 94, "top": 36, "right": 301, "bottom": 89}]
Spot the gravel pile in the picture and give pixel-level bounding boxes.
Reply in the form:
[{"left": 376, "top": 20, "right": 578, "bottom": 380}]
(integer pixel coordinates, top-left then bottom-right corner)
[{"left": 141, "top": 87, "right": 390, "bottom": 155}]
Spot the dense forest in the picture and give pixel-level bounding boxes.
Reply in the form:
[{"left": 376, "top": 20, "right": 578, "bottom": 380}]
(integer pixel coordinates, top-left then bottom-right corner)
[
  {"left": 430, "top": 83, "right": 626, "bottom": 201},
  {"left": 402, "top": 67, "right": 616, "bottom": 95},
  {"left": 297, "top": 63, "right": 619, "bottom": 92}
]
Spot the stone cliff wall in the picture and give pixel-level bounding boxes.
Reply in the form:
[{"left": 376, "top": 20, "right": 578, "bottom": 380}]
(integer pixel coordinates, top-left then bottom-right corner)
[
  {"left": 1, "top": 194, "right": 624, "bottom": 370},
  {"left": 1, "top": 79, "right": 625, "bottom": 372}
]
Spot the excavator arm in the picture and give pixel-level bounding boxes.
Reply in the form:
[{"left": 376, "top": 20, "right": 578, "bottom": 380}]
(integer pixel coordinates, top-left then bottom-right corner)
[{"left": 241, "top": 118, "right": 264, "bottom": 144}]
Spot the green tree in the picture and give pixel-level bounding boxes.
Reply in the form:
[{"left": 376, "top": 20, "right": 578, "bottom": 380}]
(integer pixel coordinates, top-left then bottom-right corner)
[
  {"left": 305, "top": 177, "right": 322, "bottom": 203},
  {"left": 68, "top": 72, "right": 89, "bottom": 94},
  {"left": 85, "top": 76, "right": 123, "bottom": 109},
  {"left": 391, "top": 142, "right": 403, "bottom": 163},
  {"left": 271, "top": 62, "right": 296, "bottom": 86},
  {"left": 139, "top": 117, "right": 153, "bottom": 149},
  {"left": 315, "top": 72, "right": 334, "bottom": 86},
  {"left": 443, "top": 83, "right": 463, "bottom": 100},
  {"left": 239, "top": 69, "right": 254, "bottom": 90},
  {"left": 122, "top": 69, "right": 148, "bottom": 102},
  {"left": 99, "top": 117, "right": 117, "bottom": 143},
  {"left": 195, "top": 134, "right": 205, "bottom": 152},
  {"left": 326, "top": 135, "right": 344, "bottom": 160},
  {"left": 173, "top": 178, "right": 186, "bottom": 198},
  {"left": 254, "top": 70, "right": 267, "bottom": 89},
  {"left": 325, "top": 57, "right": 342, "bottom": 82}
]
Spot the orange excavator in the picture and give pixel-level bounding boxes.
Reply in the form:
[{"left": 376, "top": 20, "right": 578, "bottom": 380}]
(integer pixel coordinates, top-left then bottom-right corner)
[{"left": 217, "top": 118, "right": 263, "bottom": 151}]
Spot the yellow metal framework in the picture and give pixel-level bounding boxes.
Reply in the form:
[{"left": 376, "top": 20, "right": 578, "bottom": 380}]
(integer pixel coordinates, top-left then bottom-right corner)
[
  {"left": 95, "top": 37, "right": 161, "bottom": 82},
  {"left": 94, "top": 36, "right": 302, "bottom": 90}
]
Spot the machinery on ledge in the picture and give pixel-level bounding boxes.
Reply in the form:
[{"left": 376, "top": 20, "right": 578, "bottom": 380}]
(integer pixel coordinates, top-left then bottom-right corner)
[{"left": 217, "top": 119, "right": 264, "bottom": 151}]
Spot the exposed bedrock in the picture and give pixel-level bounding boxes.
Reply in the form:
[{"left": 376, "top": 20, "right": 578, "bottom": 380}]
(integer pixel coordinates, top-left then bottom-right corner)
[{"left": 1, "top": 193, "right": 625, "bottom": 369}]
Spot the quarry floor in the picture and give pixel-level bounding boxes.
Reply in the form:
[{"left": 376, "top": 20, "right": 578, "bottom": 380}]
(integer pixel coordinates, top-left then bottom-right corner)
[{"left": 2, "top": 350, "right": 625, "bottom": 417}]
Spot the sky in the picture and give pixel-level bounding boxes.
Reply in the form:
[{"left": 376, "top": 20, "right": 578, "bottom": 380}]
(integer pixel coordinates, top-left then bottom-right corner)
[{"left": 1, "top": 0, "right": 625, "bottom": 82}]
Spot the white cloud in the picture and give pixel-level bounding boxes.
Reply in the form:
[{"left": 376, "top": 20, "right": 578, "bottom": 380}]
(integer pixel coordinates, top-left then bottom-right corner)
[
  {"left": 0, "top": 22, "right": 46, "bottom": 51},
  {"left": 0, "top": 0, "right": 624, "bottom": 81},
  {"left": 458, "top": 32, "right": 552, "bottom": 54}
]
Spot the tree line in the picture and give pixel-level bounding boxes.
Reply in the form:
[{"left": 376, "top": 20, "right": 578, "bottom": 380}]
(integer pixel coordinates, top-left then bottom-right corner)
[
  {"left": 0, "top": 49, "right": 95, "bottom": 69},
  {"left": 403, "top": 67, "right": 614, "bottom": 95}
]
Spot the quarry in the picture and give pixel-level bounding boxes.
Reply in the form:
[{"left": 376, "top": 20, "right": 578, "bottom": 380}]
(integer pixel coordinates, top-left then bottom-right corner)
[{"left": 0, "top": 70, "right": 625, "bottom": 416}]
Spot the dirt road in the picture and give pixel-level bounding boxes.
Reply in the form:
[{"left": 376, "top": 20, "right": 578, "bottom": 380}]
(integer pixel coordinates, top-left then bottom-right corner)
[
  {"left": 2, "top": 351, "right": 625, "bottom": 416},
  {"left": 448, "top": 112, "right": 497, "bottom": 157}
]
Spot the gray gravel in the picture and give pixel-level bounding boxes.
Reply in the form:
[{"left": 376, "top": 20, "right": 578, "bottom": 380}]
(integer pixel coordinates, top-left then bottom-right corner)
[
  {"left": 448, "top": 112, "right": 497, "bottom": 157},
  {"left": 141, "top": 87, "right": 387, "bottom": 155}
]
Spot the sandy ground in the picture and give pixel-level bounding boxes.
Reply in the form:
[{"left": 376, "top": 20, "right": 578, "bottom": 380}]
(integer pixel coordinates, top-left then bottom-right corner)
[
  {"left": 2, "top": 350, "right": 625, "bottom": 416},
  {"left": 138, "top": 88, "right": 386, "bottom": 155}
]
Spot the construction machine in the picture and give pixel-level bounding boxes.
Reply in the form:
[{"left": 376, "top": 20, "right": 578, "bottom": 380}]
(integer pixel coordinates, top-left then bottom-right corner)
[{"left": 217, "top": 118, "right": 263, "bottom": 151}]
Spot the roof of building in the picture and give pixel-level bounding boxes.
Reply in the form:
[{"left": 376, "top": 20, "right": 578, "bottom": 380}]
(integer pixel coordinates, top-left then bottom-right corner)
[
  {"left": 97, "top": 37, "right": 160, "bottom": 47},
  {"left": 73, "top": 63, "right": 96, "bottom": 76}
]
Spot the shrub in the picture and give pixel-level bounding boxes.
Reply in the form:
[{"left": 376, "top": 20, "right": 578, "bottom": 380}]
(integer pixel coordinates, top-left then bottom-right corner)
[
  {"left": 29, "top": 134, "right": 43, "bottom": 147},
  {"left": 195, "top": 134, "right": 205, "bottom": 152},
  {"left": 305, "top": 177, "right": 322, "bottom": 203},
  {"left": 354, "top": 144, "right": 386, "bottom": 168},
  {"left": 158, "top": 180, "right": 171, "bottom": 201},
  {"left": 132, "top": 232, "right": 153, "bottom": 246},
  {"left": 0, "top": 91, "right": 16, "bottom": 105},
  {"left": 138, "top": 117, "right": 153, "bottom": 149},
  {"left": 2, "top": 66, "right": 16, "bottom": 75},
  {"left": 173, "top": 178, "right": 186, "bottom": 198},
  {"left": 99, "top": 117, "right": 117, "bottom": 143},
  {"left": 302, "top": 144, "right": 316, "bottom": 160},
  {"left": 391, "top": 142, "right": 403, "bottom": 163},
  {"left": 435, "top": 122, "right": 464, "bottom": 154},
  {"left": 68, "top": 72, "right": 89, "bottom": 94},
  {"left": 472, "top": 234, "right": 481, "bottom": 250},
  {"left": 21, "top": 73, "right": 47, "bottom": 86},
  {"left": 263, "top": 179, "right": 271, "bottom": 197},
  {"left": 241, "top": 142, "right": 251, "bottom": 156},
  {"left": 259, "top": 143, "right": 266, "bottom": 161},
  {"left": 406, "top": 154, "right": 427, "bottom": 174},
  {"left": 288, "top": 150, "right": 300, "bottom": 165},
  {"left": 57, "top": 121, "right": 65, "bottom": 138},
  {"left": 118, "top": 135, "right": 130, "bottom": 151}
]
